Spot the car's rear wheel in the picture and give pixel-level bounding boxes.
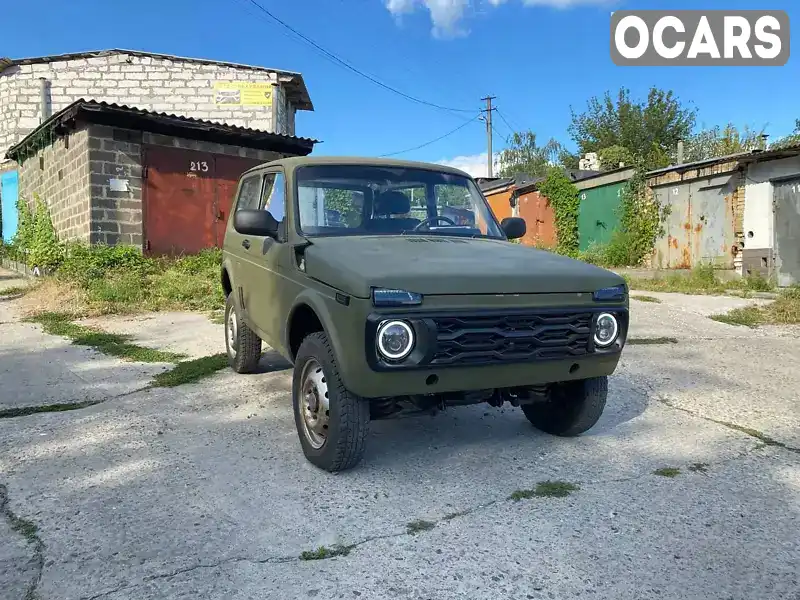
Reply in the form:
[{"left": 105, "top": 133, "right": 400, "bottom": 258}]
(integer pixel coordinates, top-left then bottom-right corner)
[
  {"left": 293, "top": 331, "right": 370, "bottom": 472},
  {"left": 521, "top": 376, "right": 608, "bottom": 436},
  {"left": 224, "top": 293, "right": 262, "bottom": 374}
]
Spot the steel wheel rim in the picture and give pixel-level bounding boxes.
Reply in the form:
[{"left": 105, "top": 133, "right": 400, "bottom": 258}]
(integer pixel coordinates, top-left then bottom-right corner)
[
  {"left": 299, "top": 358, "right": 330, "bottom": 449},
  {"left": 227, "top": 309, "right": 238, "bottom": 356}
]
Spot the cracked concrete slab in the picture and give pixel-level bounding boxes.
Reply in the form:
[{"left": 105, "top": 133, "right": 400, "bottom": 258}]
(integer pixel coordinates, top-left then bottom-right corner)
[
  {"left": 0, "top": 315, "right": 171, "bottom": 412},
  {"left": 1, "top": 289, "right": 799, "bottom": 599},
  {"left": 77, "top": 312, "right": 225, "bottom": 360}
]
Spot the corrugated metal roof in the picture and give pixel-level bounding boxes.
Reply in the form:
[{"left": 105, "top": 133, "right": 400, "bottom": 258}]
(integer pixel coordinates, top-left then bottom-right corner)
[
  {"left": 5, "top": 99, "right": 318, "bottom": 161},
  {"left": 0, "top": 49, "right": 313, "bottom": 110}
]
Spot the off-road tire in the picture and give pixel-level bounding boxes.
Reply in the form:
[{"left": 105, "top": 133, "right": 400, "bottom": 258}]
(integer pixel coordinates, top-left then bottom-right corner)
[
  {"left": 293, "top": 332, "right": 370, "bottom": 472},
  {"left": 224, "top": 293, "right": 262, "bottom": 374},
  {"left": 521, "top": 376, "right": 608, "bottom": 436}
]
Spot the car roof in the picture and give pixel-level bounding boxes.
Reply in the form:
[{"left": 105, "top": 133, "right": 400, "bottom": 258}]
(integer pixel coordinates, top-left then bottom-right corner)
[{"left": 241, "top": 155, "right": 474, "bottom": 179}]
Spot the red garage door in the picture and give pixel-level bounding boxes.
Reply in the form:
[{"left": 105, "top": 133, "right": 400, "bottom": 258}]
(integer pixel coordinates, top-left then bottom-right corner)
[{"left": 143, "top": 147, "right": 263, "bottom": 255}]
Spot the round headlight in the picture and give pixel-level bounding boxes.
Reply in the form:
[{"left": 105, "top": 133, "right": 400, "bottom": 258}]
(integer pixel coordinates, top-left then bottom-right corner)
[
  {"left": 377, "top": 320, "right": 414, "bottom": 360},
  {"left": 594, "top": 313, "right": 619, "bottom": 347}
]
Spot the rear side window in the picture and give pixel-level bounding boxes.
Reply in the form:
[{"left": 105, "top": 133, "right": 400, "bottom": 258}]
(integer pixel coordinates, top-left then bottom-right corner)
[
  {"left": 262, "top": 172, "right": 286, "bottom": 222},
  {"left": 236, "top": 176, "right": 262, "bottom": 211}
]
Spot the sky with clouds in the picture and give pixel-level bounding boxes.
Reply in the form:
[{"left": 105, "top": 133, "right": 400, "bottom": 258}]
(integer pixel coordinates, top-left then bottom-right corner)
[{"left": 3, "top": 0, "right": 798, "bottom": 177}]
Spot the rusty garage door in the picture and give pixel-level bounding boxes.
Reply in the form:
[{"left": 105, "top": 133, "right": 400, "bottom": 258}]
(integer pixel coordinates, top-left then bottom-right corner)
[
  {"left": 517, "top": 189, "right": 556, "bottom": 248},
  {"left": 773, "top": 177, "right": 800, "bottom": 286},
  {"left": 652, "top": 180, "right": 736, "bottom": 269},
  {"left": 143, "top": 147, "right": 262, "bottom": 255}
]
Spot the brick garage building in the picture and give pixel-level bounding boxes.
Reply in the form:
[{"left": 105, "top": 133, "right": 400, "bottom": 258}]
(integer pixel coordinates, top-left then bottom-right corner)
[
  {"left": 5, "top": 100, "right": 316, "bottom": 254},
  {"left": 0, "top": 49, "right": 315, "bottom": 244}
]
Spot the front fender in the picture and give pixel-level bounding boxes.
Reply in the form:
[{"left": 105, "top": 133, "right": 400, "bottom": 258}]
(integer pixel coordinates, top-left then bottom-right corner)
[{"left": 284, "top": 289, "right": 369, "bottom": 391}]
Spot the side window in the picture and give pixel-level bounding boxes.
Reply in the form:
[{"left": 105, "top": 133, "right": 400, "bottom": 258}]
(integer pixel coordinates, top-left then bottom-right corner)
[
  {"left": 236, "top": 176, "right": 262, "bottom": 211},
  {"left": 262, "top": 172, "right": 286, "bottom": 222}
]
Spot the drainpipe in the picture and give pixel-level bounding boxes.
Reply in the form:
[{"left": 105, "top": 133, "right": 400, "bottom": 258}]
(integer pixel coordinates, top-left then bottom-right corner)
[
  {"left": 676, "top": 139, "right": 684, "bottom": 165},
  {"left": 39, "top": 77, "right": 51, "bottom": 122}
]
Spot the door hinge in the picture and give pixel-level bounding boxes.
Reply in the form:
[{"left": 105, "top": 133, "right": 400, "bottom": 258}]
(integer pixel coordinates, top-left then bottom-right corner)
[{"left": 142, "top": 166, "right": 148, "bottom": 179}]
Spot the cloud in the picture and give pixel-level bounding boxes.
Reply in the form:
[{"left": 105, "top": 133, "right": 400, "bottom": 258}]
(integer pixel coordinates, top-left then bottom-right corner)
[
  {"left": 436, "top": 152, "right": 501, "bottom": 178},
  {"left": 384, "top": 0, "right": 608, "bottom": 36}
]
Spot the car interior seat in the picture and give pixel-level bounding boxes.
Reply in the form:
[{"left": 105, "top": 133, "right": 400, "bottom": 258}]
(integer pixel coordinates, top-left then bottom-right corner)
[{"left": 365, "top": 190, "right": 421, "bottom": 233}]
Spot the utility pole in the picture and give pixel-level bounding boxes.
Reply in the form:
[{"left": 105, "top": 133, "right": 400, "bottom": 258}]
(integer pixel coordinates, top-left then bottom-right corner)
[{"left": 481, "top": 95, "right": 496, "bottom": 177}]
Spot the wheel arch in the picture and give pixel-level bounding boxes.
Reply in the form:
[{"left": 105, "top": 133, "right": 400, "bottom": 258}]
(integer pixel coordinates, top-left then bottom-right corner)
[{"left": 285, "top": 292, "right": 342, "bottom": 364}]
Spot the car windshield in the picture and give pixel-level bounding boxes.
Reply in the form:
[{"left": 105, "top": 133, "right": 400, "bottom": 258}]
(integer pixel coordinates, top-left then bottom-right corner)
[{"left": 295, "top": 164, "right": 505, "bottom": 239}]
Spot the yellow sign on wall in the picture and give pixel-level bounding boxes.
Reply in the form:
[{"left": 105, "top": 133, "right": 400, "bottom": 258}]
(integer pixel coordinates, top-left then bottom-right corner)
[{"left": 213, "top": 82, "right": 273, "bottom": 106}]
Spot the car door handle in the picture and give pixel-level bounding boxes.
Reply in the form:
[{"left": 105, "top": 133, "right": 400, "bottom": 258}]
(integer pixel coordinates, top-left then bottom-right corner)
[{"left": 242, "top": 239, "right": 251, "bottom": 250}]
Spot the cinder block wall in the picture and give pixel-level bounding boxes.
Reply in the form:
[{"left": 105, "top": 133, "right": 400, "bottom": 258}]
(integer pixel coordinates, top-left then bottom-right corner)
[
  {"left": 16, "top": 127, "right": 92, "bottom": 241},
  {"left": 0, "top": 52, "right": 297, "bottom": 159},
  {"left": 87, "top": 125, "right": 282, "bottom": 246}
]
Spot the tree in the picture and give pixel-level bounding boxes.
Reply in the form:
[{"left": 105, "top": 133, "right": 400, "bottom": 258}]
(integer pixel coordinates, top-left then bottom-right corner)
[
  {"left": 681, "top": 123, "right": 765, "bottom": 163},
  {"left": 770, "top": 119, "right": 800, "bottom": 150},
  {"left": 557, "top": 149, "right": 580, "bottom": 171},
  {"left": 497, "top": 131, "right": 561, "bottom": 179},
  {"left": 568, "top": 87, "right": 696, "bottom": 170},
  {"left": 598, "top": 145, "right": 635, "bottom": 171}
]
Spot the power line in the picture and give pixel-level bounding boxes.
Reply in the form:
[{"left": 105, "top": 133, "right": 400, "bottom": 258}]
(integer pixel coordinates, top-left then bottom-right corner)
[
  {"left": 495, "top": 108, "right": 519, "bottom": 136},
  {"left": 241, "top": 0, "right": 477, "bottom": 115},
  {"left": 378, "top": 114, "right": 482, "bottom": 157}
]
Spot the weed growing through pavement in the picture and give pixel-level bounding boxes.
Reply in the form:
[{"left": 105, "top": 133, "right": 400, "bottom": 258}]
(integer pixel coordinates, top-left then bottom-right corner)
[
  {"left": 151, "top": 354, "right": 229, "bottom": 387},
  {"left": 627, "top": 337, "right": 678, "bottom": 345},
  {"left": 653, "top": 467, "right": 681, "bottom": 478},
  {"left": 299, "top": 545, "right": 353, "bottom": 561},
  {"left": 631, "top": 295, "right": 661, "bottom": 303},
  {"left": 26, "top": 312, "right": 184, "bottom": 363},
  {"left": 406, "top": 519, "right": 436, "bottom": 535},
  {"left": 510, "top": 481, "right": 579, "bottom": 501},
  {"left": 688, "top": 463, "right": 709, "bottom": 473}
]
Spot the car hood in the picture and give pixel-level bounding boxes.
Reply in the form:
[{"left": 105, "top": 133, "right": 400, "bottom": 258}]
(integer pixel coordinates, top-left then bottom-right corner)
[{"left": 303, "top": 235, "right": 625, "bottom": 298}]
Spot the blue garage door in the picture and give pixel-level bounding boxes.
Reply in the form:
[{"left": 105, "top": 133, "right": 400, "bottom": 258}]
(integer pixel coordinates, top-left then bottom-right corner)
[{"left": 1, "top": 170, "right": 19, "bottom": 242}]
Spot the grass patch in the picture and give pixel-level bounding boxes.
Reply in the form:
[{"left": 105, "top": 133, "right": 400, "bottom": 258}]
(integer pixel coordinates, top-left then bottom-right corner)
[
  {"left": 0, "top": 285, "right": 30, "bottom": 297},
  {"left": 627, "top": 337, "right": 679, "bottom": 345},
  {"left": 14, "top": 245, "right": 225, "bottom": 318},
  {"left": 626, "top": 264, "right": 776, "bottom": 296},
  {"left": 688, "top": 463, "right": 709, "bottom": 473},
  {"left": 716, "top": 421, "right": 781, "bottom": 447},
  {"left": 406, "top": 519, "right": 436, "bottom": 535},
  {"left": 510, "top": 481, "right": 579, "bottom": 501},
  {"left": 0, "top": 400, "right": 99, "bottom": 419},
  {"left": 151, "top": 354, "right": 229, "bottom": 387},
  {"left": 631, "top": 295, "right": 661, "bottom": 303},
  {"left": 710, "top": 306, "right": 763, "bottom": 328},
  {"left": 208, "top": 310, "right": 225, "bottom": 325},
  {"left": 709, "top": 286, "right": 800, "bottom": 328},
  {"left": 8, "top": 511, "right": 39, "bottom": 543},
  {"left": 299, "top": 545, "right": 353, "bottom": 561},
  {"left": 653, "top": 467, "right": 681, "bottom": 478},
  {"left": 26, "top": 312, "right": 184, "bottom": 363}
]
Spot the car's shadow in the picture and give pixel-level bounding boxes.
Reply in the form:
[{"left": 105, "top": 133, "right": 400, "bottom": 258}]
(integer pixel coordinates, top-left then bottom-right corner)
[{"left": 363, "top": 375, "right": 650, "bottom": 468}]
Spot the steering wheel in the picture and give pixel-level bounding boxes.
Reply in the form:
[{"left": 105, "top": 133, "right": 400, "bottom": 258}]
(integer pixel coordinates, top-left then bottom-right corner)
[{"left": 413, "top": 216, "right": 457, "bottom": 231}]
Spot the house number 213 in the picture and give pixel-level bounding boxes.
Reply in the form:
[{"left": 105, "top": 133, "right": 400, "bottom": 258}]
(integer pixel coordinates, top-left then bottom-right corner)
[{"left": 190, "top": 161, "right": 209, "bottom": 172}]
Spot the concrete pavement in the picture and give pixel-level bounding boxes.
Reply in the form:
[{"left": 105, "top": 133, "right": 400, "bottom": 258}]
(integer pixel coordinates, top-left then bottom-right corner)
[{"left": 1, "top": 273, "right": 798, "bottom": 600}]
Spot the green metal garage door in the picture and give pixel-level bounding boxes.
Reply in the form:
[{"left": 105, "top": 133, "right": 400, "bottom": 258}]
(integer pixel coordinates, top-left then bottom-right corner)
[{"left": 577, "top": 181, "right": 624, "bottom": 251}]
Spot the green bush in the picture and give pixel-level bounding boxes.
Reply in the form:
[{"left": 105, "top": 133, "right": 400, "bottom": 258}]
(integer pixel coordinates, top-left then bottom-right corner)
[
  {"left": 28, "top": 196, "right": 64, "bottom": 271},
  {"left": 169, "top": 248, "right": 222, "bottom": 275},
  {"left": 59, "top": 243, "right": 151, "bottom": 286}
]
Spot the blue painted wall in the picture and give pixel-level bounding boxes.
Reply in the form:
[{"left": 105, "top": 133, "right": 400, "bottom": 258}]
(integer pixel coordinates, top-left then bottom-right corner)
[{"left": 1, "top": 170, "right": 19, "bottom": 242}]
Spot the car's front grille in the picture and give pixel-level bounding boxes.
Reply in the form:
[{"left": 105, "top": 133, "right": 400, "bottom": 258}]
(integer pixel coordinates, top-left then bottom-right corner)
[{"left": 431, "top": 311, "right": 593, "bottom": 366}]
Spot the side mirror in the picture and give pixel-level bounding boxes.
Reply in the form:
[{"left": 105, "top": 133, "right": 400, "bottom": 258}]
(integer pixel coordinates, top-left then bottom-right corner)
[
  {"left": 233, "top": 209, "right": 280, "bottom": 238},
  {"left": 501, "top": 217, "right": 526, "bottom": 240}
]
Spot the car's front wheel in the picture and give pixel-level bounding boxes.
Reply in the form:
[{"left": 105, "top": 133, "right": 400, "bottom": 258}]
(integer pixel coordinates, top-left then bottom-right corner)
[
  {"left": 521, "top": 376, "right": 608, "bottom": 436},
  {"left": 224, "top": 293, "right": 262, "bottom": 373},
  {"left": 293, "top": 331, "right": 370, "bottom": 472}
]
